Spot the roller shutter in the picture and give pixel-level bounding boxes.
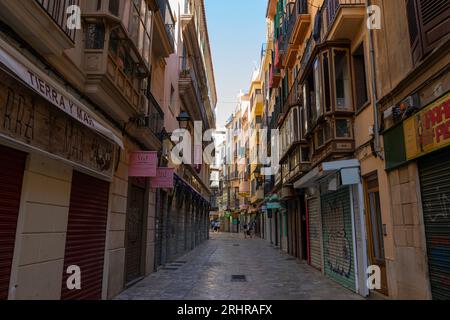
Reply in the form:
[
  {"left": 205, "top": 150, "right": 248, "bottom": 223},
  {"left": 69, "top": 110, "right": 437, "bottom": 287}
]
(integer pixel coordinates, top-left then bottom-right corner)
[
  {"left": 321, "top": 186, "right": 356, "bottom": 292},
  {"left": 61, "top": 171, "right": 110, "bottom": 300},
  {"left": 0, "top": 145, "right": 26, "bottom": 300},
  {"left": 419, "top": 149, "right": 450, "bottom": 300},
  {"left": 308, "top": 197, "right": 322, "bottom": 271}
]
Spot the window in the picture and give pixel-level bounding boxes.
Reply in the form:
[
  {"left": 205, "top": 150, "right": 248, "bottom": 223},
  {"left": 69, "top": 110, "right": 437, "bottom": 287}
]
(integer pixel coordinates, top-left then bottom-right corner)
[
  {"left": 301, "top": 147, "right": 311, "bottom": 163},
  {"left": 313, "top": 57, "right": 323, "bottom": 119},
  {"left": 353, "top": 43, "right": 369, "bottom": 111},
  {"left": 322, "top": 51, "right": 332, "bottom": 112},
  {"left": 169, "top": 85, "right": 175, "bottom": 111},
  {"left": 335, "top": 119, "right": 351, "bottom": 138},
  {"left": 333, "top": 49, "right": 352, "bottom": 110},
  {"left": 85, "top": 23, "right": 105, "bottom": 49},
  {"left": 109, "top": 0, "right": 120, "bottom": 16},
  {"left": 129, "top": 0, "right": 153, "bottom": 66}
]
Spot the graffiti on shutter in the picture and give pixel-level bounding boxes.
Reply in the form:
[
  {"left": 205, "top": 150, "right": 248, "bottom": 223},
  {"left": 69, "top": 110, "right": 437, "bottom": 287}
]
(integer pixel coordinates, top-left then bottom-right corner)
[
  {"left": 419, "top": 150, "right": 450, "bottom": 300},
  {"left": 308, "top": 197, "right": 322, "bottom": 271},
  {"left": 321, "top": 186, "right": 356, "bottom": 292}
]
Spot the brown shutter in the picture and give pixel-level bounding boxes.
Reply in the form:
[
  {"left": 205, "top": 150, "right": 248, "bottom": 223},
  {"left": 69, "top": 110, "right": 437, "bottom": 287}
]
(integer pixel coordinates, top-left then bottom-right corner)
[
  {"left": 61, "top": 171, "right": 110, "bottom": 300},
  {"left": 406, "top": 0, "right": 423, "bottom": 64},
  {"left": 417, "top": 0, "right": 450, "bottom": 55},
  {"left": 0, "top": 145, "right": 26, "bottom": 300}
]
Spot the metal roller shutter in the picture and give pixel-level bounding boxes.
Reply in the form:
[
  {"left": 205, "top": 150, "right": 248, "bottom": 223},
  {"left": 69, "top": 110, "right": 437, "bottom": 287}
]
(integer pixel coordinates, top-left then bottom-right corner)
[
  {"left": 419, "top": 150, "right": 450, "bottom": 300},
  {"left": 321, "top": 186, "right": 356, "bottom": 292},
  {"left": 308, "top": 197, "right": 322, "bottom": 271},
  {"left": 61, "top": 171, "right": 110, "bottom": 300},
  {"left": 0, "top": 145, "right": 26, "bottom": 300}
]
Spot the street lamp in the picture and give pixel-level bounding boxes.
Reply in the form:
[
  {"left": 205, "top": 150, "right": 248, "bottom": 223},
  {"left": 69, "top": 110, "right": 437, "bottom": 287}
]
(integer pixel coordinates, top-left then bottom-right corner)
[{"left": 177, "top": 111, "right": 191, "bottom": 129}]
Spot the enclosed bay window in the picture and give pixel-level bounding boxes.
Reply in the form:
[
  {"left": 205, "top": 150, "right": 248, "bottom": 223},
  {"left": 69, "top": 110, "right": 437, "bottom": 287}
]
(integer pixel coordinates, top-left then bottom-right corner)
[
  {"left": 128, "top": 0, "right": 153, "bottom": 66},
  {"left": 85, "top": 23, "right": 105, "bottom": 49}
]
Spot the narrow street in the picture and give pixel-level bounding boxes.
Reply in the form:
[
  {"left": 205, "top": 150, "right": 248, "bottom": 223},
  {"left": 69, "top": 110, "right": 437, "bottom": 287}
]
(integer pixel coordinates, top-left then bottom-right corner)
[{"left": 116, "top": 233, "right": 361, "bottom": 300}]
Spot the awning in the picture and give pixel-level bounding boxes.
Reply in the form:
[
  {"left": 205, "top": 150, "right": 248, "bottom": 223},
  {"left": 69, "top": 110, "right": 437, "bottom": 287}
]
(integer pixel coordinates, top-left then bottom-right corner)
[
  {"left": 0, "top": 38, "right": 124, "bottom": 149},
  {"left": 294, "top": 159, "right": 360, "bottom": 189}
]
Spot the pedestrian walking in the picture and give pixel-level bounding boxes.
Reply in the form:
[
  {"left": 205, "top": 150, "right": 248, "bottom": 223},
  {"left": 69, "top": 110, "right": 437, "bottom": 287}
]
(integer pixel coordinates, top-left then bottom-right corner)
[{"left": 243, "top": 223, "right": 249, "bottom": 239}]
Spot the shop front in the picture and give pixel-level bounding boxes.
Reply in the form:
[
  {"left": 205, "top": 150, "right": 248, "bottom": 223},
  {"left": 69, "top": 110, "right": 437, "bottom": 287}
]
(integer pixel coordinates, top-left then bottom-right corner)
[
  {"left": 295, "top": 160, "right": 369, "bottom": 297},
  {"left": 0, "top": 39, "right": 123, "bottom": 299},
  {"left": 399, "top": 92, "right": 450, "bottom": 299}
]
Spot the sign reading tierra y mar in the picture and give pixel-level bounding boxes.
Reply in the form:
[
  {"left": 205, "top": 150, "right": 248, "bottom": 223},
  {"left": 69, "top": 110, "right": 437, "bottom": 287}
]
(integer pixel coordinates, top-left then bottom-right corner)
[
  {"left": 0, "top": 72, "right": 115, "bottom": 177},
  {"left": 404, "top": 92, "right": 450, "bottom": 161}
]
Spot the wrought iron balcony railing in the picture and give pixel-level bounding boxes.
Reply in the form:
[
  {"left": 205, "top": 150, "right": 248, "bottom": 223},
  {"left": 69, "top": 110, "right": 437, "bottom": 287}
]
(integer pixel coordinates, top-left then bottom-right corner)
[
  {"left": 35, "top": 0, "right": 79, "bottom": 42},
  {"left": 157, "top": 0, "right": 175, "bottom": 50}
]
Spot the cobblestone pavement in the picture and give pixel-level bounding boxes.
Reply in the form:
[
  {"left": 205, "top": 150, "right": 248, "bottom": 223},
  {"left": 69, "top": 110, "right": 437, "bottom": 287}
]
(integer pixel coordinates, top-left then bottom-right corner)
[{"left": 115, "top": 232, "right": 362, "bottom": 300}]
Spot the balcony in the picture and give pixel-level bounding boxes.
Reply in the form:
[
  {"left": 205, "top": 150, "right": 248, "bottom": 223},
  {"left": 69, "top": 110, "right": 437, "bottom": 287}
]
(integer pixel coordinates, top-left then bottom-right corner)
[
  {"left": 181, "top": 5, "right": 209, "bottom": 98},
  {"left": 0, "top": 0, "right": 79, "bottom": 56},
  {"left": 239, "top": 181, "right": 250, "bottom": 197},
  {"left": 322, "top": 0, "right": 367, "bottom": 42},
  {"left": 285, "top": 0, "right": 311, "bottom": 68},
  {"left": 269, "top": 65, "right": 282, "bottom": 89},
  {"left": 179, "top": 56, "right": 209, "bottom": 129},
  {"left": 155, "top": 0, "right": 175, "bottom": 57},
  {"left": 251, "top": 188, "right": 265, "bottom": 204}
]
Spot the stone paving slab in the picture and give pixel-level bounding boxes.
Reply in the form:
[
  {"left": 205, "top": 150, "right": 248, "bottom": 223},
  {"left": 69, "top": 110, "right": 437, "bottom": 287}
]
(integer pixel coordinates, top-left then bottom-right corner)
[{"left": 115, "top": 233, "right": 362, "bottom": 300}]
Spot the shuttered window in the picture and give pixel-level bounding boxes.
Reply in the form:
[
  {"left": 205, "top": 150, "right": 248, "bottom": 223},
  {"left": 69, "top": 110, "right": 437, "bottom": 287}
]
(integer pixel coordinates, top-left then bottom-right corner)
[
  {"left": 0, "top": 145, "right": 26, "bottom": 300},
  {"left": 61, "top": 171, "right": 110, "bottom": 300},
  {"left": 406, "top": 0, "right": 450, "bottom": 65},
  {"left": 352, "top": 43, "right": 369, "bottom": 111}
]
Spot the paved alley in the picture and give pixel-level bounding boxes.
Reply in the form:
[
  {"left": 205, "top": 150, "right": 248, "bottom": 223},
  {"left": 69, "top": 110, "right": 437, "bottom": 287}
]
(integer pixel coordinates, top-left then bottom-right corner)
[{"left": 115, "top": 233, "right": 362, "bottom": 300}]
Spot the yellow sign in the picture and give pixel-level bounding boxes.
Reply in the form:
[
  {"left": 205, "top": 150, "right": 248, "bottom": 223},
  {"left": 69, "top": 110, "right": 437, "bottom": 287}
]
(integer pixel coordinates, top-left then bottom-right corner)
[{"left": 403, "top": 93, "right": 450, "bottom": 160}]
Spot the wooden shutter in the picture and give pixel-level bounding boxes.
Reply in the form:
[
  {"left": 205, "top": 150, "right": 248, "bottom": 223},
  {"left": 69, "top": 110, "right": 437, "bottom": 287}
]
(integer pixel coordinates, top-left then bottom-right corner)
[
  {"left": 417, "top": 0, "right": 450, "bottom": 55},
  {"left": 406, "top": 0, "right": 449, "bottom": 64},
  {"left": 0, "top": 145, "right": 26, "bottom": 300},
  {"left": 61, "top": 171, "right": 110, "bottom": 300}
]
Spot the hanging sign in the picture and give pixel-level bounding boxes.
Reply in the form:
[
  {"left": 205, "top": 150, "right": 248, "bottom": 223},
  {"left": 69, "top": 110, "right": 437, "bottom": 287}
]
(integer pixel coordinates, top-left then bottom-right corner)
[
  {"left": 403, "top": 92, "right": 450, "bottom": 160},
  {"left": 151, "top": 168, "right": 175, "bottom": 189},
  {"left": 128, "top": 151, "right": 158, "bottom": 177}
]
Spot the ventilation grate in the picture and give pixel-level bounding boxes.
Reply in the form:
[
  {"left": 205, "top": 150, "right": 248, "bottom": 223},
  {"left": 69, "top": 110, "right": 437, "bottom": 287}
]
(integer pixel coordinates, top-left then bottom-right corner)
[{"left": 231, "top": 275, "right": 247, "bottom": 282}]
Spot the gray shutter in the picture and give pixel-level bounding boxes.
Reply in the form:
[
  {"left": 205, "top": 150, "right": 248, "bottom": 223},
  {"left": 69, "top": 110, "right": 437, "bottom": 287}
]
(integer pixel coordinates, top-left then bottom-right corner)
[
  {"left": 419, "top": 150, "right": 450, "bottom": 300},
  {"left": 308, "top": 197, "right": 322, "bottom": 271}
]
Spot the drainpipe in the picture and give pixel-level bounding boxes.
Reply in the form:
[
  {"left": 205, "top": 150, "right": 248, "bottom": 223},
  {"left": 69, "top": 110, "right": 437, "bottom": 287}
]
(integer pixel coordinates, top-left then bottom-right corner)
[{"left": 367, "top": 0, "right": 384, "bottom": 160}]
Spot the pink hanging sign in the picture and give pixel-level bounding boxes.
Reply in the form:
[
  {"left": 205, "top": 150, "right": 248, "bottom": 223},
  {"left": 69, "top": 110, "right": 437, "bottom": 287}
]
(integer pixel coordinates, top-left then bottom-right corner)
[
  {"left": 151, "top": 168, "right": 174, "bottom": 189},
  {"left": 128, "top": 151, "right": 158, "bottom": 177}
]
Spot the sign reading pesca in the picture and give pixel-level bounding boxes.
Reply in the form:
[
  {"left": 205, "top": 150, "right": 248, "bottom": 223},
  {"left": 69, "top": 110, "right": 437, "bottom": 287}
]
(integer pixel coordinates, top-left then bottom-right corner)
[
  {"left": 128, "top": 151, "right": 158, "bottom": 177},
  {"left": 404, "top": 93, "right": 450, "bottom": 161},
  {"left": 151, "top": 168, "right": 174, "bottom": 189}
]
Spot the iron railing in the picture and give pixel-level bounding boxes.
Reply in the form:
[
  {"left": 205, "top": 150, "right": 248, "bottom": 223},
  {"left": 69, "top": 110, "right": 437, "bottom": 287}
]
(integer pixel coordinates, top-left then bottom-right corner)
[
  {"left": 157, "top": 0, "right": 175, "bottom": 50},
  {"left": 285, "top": 0, "right": 309, "bottom": 43},
  {"left": 323, "top": 0, "right": 366, "bottom": 34},
  {"left": 35, "top": 0, "right": 79, "bottom": 42},
  {"left": 146, "top": 91, "right": 165, "bottom": 140}
]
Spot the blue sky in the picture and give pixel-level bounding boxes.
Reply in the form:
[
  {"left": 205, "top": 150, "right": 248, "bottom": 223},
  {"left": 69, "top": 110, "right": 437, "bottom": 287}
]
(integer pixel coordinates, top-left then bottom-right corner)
[{"left": 205, "top": 0, "right": 267, "bottom": 129}]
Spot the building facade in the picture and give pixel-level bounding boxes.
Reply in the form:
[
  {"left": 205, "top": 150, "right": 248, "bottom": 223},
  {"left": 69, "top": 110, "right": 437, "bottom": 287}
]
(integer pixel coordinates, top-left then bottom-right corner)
[
  {"left": 0, "top": 0, "right": 216, "bottom": 300},
  {"left": 234, "top": 0, "right": 449, "bottom": 300}
]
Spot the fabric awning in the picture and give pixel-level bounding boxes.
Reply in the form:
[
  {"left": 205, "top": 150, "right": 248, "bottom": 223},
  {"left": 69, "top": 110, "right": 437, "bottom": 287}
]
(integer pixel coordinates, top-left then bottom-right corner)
[{"left": 0, "top": 38, "right": 124, "bottom": 149}]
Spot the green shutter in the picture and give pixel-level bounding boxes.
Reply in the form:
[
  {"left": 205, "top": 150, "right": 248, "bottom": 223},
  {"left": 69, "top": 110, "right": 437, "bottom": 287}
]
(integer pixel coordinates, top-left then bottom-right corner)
[
  {"left": 384, "top": 123, "right": 407, "bottom": 170},
  {"left": 321, "top": 186, "right": 356, "bottom": 292}
]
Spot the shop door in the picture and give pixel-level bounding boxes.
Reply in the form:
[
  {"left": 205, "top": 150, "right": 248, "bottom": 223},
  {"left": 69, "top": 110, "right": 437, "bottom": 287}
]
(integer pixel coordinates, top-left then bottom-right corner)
[
  {"left": 419, "top": 150, "right": 450, "bottom": 300},
  {"left": 321, "top": 186, "right": 356, "bottom": 292},
  {"left": 308, "top": 197, "right": 322, "bottom": 271},
  {"left": 155, "top": 190, "right": 167, "bottom": 268},
  {"left": 364, "top": 173, "right": 388, "bottom": 296},
  {"left": 0, "top": 145, "right": 26, "bottom": 300},
  {"left": 125, "top": 181, "right": 146, "bottom": 284},
  {"left": 61, "top": 171, "right": 110, "bottom": 300}
]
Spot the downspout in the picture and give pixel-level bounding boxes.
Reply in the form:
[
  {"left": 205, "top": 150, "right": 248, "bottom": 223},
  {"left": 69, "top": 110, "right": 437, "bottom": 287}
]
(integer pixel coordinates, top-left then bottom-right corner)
[{"left": 367, "top": 0, "right": 384, "bottom": 160}]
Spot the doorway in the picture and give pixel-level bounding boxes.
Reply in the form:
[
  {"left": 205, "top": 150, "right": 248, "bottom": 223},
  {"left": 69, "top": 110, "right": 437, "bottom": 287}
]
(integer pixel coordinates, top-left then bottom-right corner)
[
  {"left": 125, "top": 179, "right": 147, "bottom": 285},
  {"left": 364, "top": 173, "right": 389, "bottom": 296}
]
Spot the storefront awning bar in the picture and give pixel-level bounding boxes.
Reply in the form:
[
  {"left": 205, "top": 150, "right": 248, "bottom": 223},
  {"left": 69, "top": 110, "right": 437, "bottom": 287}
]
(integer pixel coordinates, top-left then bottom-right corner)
[{"left": 294, "top": 159, "right": 360, "bottom": 189}]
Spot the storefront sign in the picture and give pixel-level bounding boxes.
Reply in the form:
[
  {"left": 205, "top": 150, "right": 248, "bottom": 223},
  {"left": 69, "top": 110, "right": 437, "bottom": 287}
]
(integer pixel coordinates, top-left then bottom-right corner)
[
  {"left": 0, "top": 41, "right": 123, "bottom": 148},
  {"left": 0, "top": 73, "right": 115, "bottom": 177},
  {"left": 404, "top": 93, "right": 450, "bottom": 160},
  {"left": 128, "top": 151, "right": 157, "bottom": 177},
  {"left": 151, "top": 168, "right": 174, "bottom": 189}
]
